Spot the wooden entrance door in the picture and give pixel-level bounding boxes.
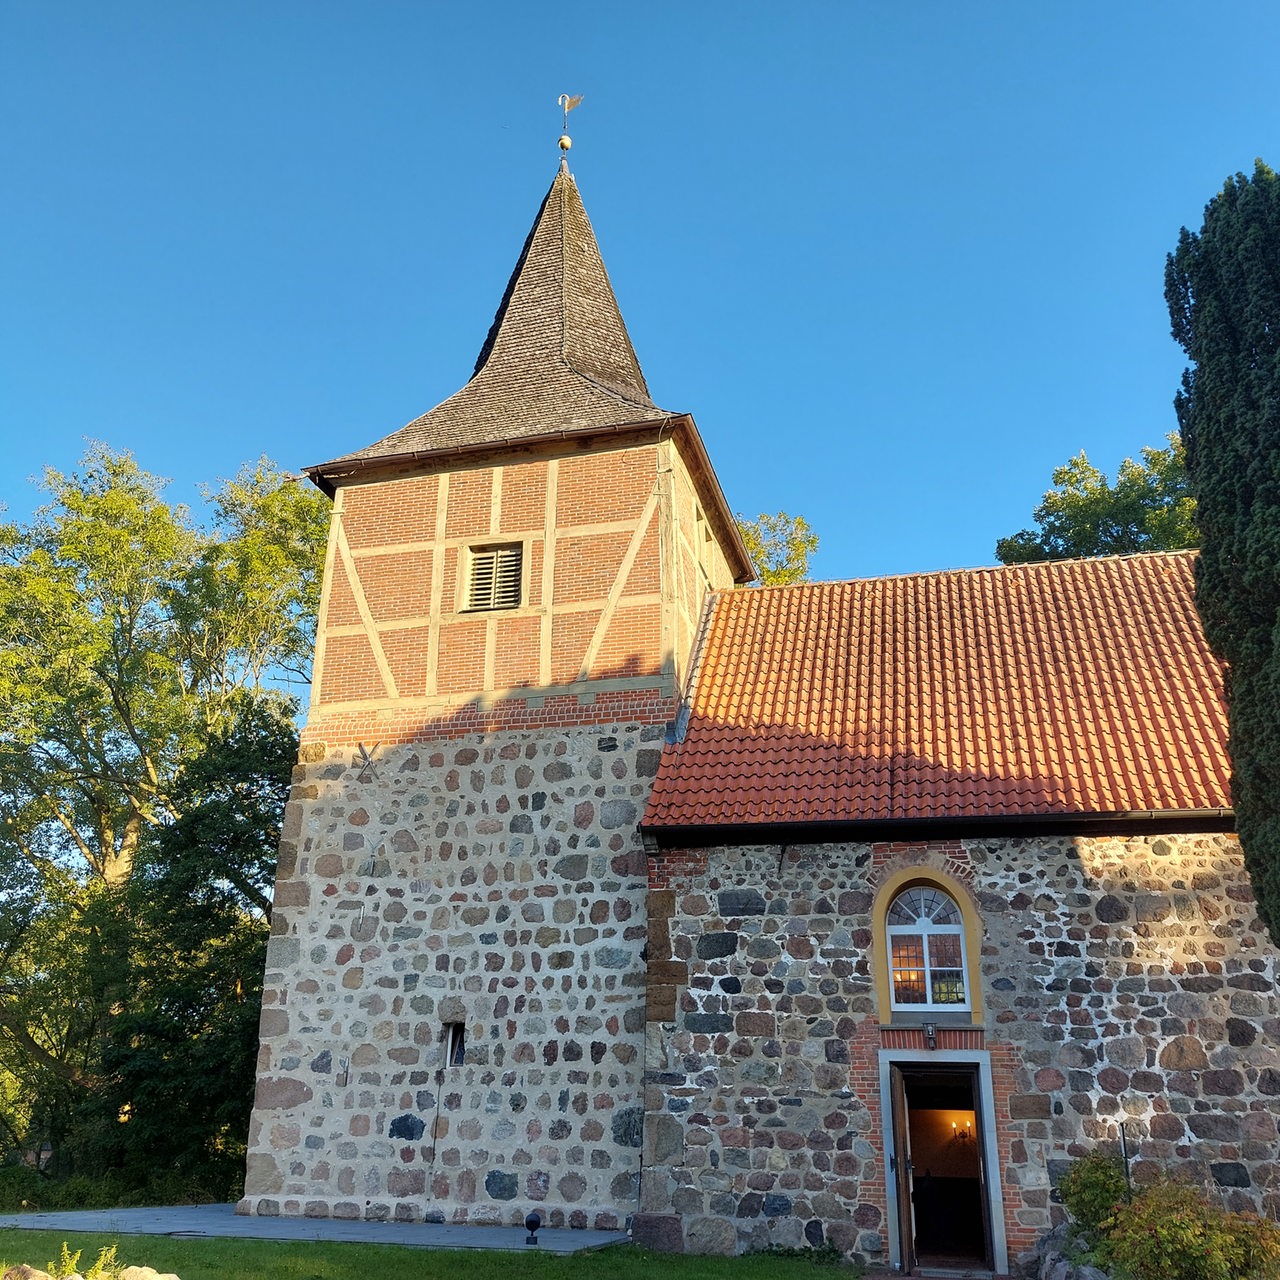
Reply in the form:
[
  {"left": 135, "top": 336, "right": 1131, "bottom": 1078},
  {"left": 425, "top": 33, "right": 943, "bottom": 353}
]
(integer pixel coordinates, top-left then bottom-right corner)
[{"left": 889, "top": 1064, "right": 916, "bottom": 1273}]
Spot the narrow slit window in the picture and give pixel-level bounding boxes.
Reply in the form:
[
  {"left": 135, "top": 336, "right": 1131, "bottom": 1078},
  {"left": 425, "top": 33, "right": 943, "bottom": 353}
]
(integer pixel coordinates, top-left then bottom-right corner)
[
  {"left": 467, "top": 543, "right": 522, "bottom": 611},
  {"left": 443, "top": 1022, "right": 466, "bottom": 1067}
]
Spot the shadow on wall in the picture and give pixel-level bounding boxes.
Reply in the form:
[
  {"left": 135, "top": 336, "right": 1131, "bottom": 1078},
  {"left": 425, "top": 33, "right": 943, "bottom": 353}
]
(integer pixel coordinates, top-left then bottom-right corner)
[{"left": 311, "top": 650, "right": 674, "bottom": 745}]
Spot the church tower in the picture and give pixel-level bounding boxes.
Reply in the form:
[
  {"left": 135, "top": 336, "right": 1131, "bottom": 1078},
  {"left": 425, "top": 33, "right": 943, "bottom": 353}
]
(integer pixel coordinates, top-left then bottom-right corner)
[{"left": 240, "top": 150, "right": 750, "bottom": 1228}]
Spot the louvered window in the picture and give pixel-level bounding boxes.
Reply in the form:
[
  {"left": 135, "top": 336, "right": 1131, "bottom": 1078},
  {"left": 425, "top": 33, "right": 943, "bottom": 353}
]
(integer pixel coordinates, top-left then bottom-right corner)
[{"left": 467, "top": 543, "right": 523, "bottom": 611}]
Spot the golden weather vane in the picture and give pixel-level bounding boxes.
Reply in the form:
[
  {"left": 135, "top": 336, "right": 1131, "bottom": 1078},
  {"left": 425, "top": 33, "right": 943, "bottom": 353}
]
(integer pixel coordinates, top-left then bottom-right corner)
[{"left": 557, "top": 93, "right": 583, "bottom": 155}]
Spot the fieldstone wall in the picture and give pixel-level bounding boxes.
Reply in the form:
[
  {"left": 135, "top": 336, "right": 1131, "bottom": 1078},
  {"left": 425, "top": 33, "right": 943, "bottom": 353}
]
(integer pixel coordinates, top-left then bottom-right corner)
[
  {"left": 238, "top": 721, "right": 661, "bottom": 1228},
  {"left": 978, "top": 831, "right": 1280, "bottom": 1220},
  {"left": 634, "top": 830, "right": 1280, "bottom": 1270},
  {"left": 635, "top": 845, "right": 885, "bottom": 1263}
]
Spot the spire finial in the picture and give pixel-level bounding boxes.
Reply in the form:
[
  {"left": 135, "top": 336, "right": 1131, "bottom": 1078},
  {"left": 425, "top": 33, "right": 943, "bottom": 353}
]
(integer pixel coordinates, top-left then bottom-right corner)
[{"left": 557, "top": 93, "right": 583, "bottom": 165}]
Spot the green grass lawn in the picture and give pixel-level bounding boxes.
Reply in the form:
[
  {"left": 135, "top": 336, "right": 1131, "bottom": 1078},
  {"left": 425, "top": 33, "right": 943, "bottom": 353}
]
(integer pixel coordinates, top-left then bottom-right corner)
[{"left": 0, "top": 1231, "right": 866, "bottom": 1280}]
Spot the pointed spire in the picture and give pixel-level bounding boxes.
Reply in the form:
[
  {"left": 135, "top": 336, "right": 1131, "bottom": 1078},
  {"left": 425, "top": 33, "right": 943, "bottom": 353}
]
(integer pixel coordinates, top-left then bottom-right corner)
[
  {"left": 313, "top": 165, "right": 671, "bottom": 478},
  {"left": 471, "top": 164, "right": 657, "bottom": 404}
]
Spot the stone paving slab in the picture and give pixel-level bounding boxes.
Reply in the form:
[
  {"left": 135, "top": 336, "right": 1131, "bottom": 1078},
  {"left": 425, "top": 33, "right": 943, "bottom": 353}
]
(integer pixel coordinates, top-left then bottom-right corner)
[{"left": 0, "top": 1203, "right": 629, "bottom": 1254}]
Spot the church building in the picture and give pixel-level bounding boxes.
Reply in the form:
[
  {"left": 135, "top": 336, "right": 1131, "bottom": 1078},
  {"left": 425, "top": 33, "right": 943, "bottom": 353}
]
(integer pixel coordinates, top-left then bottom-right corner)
[{"left": 240, "top": 143, "right": 1280, "bottom": 1276}]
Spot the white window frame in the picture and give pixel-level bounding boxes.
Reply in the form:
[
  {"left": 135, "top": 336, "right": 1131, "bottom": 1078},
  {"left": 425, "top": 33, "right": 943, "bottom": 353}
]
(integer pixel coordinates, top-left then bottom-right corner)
[{"left": 886, "top": 884, "right": 971, "bottom": 1013}]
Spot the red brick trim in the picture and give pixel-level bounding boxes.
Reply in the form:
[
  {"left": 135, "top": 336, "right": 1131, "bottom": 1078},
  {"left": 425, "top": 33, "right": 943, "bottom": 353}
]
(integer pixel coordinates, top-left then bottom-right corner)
[
  {"left": 646, "top": 849, "right": 710, "bottom": 890},
  {"left": 846, "top": 1019, "right": 889, "bottom": 1229},
  {"left": 989, "top": 1040, "right": 1040, "bottom": 1262},
  {"left": 869, "top": 840, "right": 974, "bottom": 885},
  {"left": 303, "top": 687, "right": 677, "bottom": 746},
  {"left": 879, "top": 1026, "right": 985, "bottom": 1051}
]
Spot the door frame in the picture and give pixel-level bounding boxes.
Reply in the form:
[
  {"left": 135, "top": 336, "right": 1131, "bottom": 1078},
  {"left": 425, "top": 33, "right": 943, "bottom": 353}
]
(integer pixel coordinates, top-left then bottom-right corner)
[
  {"left": 878, "top": 1048, "right": 1008, "bottom": 1275},
  {"left": 888, "top": 1063, "right": 917, "bottom": 1274}
]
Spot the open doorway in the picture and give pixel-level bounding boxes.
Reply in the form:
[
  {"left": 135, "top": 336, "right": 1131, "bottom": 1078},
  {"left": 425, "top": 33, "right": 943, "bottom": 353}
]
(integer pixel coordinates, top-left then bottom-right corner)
[{"left": 888, "top": 1063, "right": 993, "bottom": 1275}]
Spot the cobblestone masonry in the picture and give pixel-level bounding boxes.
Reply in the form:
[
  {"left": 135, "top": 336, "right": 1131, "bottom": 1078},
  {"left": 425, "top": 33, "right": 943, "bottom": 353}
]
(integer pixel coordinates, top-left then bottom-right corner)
[
  {"left": 238, "top": 722, "right": 662, "bottom": 1227},
  {"left": 634, "top": 832, "right": 1280, "bottom": 1269}
]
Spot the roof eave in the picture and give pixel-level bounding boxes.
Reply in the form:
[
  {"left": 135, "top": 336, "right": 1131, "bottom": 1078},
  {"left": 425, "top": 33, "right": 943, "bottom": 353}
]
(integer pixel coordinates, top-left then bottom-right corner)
[
  {"left": 304, "top": 415, "right": 755, "bottom": 584},
  {"left": 671, "top": 415, "right": 754, "bottom": 584},
  {"left": 304, "top": 417, "right": 671, "bottom": 498},
  {"left": 640, "top": 807, "right": 1236, "bottom": 849}
]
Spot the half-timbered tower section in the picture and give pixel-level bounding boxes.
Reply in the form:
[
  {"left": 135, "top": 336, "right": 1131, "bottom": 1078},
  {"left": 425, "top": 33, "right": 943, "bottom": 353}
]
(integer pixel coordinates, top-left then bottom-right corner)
[{"left": 239, "top": 159, "right": 749, "bottom": 1228}]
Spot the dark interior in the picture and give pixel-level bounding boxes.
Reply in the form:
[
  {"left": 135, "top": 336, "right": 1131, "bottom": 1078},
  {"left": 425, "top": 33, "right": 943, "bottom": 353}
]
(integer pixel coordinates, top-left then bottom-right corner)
[{"left": 901, "top": 1068, "right": 989, "bottom": 1270}]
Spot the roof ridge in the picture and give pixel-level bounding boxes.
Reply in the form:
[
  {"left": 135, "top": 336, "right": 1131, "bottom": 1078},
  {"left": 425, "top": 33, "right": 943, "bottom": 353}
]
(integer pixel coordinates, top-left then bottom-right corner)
[
  {"left": 715, "top": 548, "right": 1200, "bottom": 594},
  {"left": 468, "top": 178, "right": 553, "bottom": 378},
  {"left": 550, "top": 173, "right": 661, "bottom": 414},
  {"left": 564, "top": 363, "right": 669, "bottom": 413}
]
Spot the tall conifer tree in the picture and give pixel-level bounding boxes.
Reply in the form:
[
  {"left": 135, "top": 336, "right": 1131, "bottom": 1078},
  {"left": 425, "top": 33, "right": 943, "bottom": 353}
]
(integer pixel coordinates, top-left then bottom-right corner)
[{"left": 1166, "top": 160, "right": 1280, "bottom": 941}]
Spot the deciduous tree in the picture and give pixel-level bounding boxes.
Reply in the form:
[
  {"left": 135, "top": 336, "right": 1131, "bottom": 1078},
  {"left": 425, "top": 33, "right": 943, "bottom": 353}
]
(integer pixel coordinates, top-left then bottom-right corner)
[
  {"left": 736, "top": 511, "right": 820, "bottom": 585},
  {"left": 90, "top": 698, "right": 296, "bottom": 1190},
  {"left": 995, "top": 434, "right": 1197, "bottom": 565},
  {"left": 0, "top": 444, "right": 328, "bottom": 1182}
]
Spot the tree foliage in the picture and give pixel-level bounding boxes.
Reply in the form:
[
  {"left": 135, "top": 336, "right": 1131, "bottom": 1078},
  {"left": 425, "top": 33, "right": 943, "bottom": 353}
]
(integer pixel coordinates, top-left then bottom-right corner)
[
  {"left": 0, "top": 445, "right": 328, "bottom": 1189},
  {"left": 1167, "top": 160, "right": 1280, "bottom": 942},
  {"left": 995, "top": 433, "right": 1198, "bottom": 564},
  {"left": 90, "top": 699, "right": 296, "bottom": 1188},
  {"left": 736, "top": 511, "right": 820, "bottom": 585},
  {"left": 1102, "top": 1179, "right": 1280, "bottom": 1280}
]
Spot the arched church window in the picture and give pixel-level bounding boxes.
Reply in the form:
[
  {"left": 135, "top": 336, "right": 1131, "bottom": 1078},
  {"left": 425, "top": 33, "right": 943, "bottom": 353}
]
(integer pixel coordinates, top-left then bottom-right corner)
[{"left": 886, "top": 884, "right": 969, "bottom": 1010}]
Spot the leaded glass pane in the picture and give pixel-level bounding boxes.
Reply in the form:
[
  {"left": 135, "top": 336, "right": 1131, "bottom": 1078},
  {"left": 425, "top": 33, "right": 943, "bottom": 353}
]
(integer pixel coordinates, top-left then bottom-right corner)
[
  {"left": 891, "top": 935, "right": 926, "bottom": 1004},
  {"left": 930, "top": 971, "right": 965, "bottom": 1004},
  {"left": 886, "top": 885, "right": 969, "bottom": 1010},
  {"left": 886, "top": 895, "right": 917, "bottom": 926},
  {"left": 887, "top": 886, "right": 962, "bottom": 925},
  {"left": 930, "top": 934, "right": 962, "bottom": 968},
  {"left": 925, "top": 890, "right": 961, "bottom": 924}
]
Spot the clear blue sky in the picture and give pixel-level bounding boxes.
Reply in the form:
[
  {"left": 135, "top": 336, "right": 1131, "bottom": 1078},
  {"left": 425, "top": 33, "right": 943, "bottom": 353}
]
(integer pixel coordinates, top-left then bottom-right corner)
[{"left": 3, "top": 3, "right": 1279, "bottom": 580}]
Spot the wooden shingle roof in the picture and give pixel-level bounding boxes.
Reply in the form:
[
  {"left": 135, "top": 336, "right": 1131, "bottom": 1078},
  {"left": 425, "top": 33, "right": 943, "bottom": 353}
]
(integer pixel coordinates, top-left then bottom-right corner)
[
  {"left": 643, "top": 551, "right": 1232, "bottom": 840},
  {"left": 308, "top": 163, "right": 672, "bottom": 491}
]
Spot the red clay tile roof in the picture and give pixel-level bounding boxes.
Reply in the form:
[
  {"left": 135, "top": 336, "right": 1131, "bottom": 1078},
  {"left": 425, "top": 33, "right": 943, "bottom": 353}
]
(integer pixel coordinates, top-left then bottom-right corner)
[
  {"left": 308, "top": 163, "right": 670, "bottom": 487},
  {"left": 643, "top": 552, "right": 1231, "bottom": 834}
]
